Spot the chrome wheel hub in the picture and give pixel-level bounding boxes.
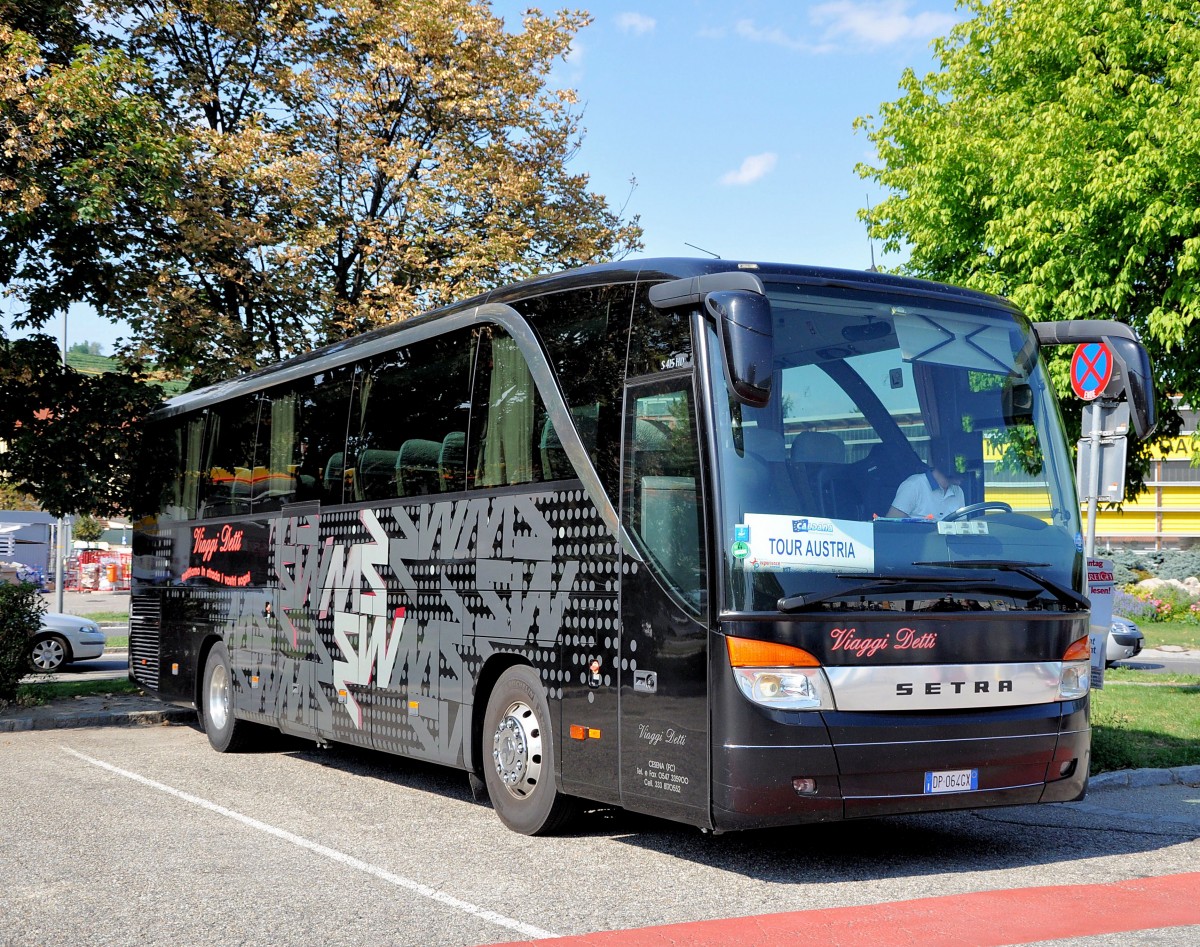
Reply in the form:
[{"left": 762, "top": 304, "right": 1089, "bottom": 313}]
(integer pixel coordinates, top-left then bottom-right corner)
[
  {"left": 207, "top": 661, "right": 231, "bottom": 731},
  {"left": 492, "top": 700, "right": 543, "bottom": 799}
]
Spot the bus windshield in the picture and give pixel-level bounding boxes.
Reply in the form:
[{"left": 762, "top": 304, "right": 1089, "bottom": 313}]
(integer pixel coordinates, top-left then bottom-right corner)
[{"left": 708, "top": 281, "right": 1083, "bottom": 614}]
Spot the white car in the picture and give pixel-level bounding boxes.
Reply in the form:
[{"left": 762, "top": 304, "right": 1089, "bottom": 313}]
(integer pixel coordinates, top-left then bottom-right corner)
[
  {"left": 28, "top": 613, "right": 107, "bottom": 673},
  {"left": 1106, "top": 616, "right": 1145, "bottom": 667}
]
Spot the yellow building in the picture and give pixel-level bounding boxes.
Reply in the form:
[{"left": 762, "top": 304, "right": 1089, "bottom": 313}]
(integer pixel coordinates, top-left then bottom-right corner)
[{"left": 1088, "top": 418, "right": 1200, "bottom": 549}]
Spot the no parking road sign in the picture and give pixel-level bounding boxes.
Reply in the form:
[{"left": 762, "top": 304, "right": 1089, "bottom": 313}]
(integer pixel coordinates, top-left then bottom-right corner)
[{"left": 1070, "top": 342, "right": 1114, "bottom": 400}]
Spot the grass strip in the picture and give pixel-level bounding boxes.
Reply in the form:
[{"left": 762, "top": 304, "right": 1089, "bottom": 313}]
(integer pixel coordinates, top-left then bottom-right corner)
[
  {"left": 71, "top": 610, "right": 129, "bottom": 623},
  {"left": 13, "top": 678, "right": 143, "bottom": 707},
  {"left": 1090, "top": 676, "right": 1200, "bottom": 774}
]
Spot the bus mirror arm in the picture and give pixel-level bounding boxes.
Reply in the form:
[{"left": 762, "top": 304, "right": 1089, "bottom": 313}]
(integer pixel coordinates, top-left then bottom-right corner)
[{"left": 1034, "top": 320, "right": 1157, "bottom": 440}]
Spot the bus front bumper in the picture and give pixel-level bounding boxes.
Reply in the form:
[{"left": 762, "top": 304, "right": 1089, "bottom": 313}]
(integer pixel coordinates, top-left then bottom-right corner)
[{"left": 711, "top": 698, "right": 1089, "bottom": 831}]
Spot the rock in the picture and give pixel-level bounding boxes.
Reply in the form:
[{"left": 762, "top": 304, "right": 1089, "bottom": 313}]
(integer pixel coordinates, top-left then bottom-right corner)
[{"left": 1136, "top": 577, "right": 1192, "bottom": 595}]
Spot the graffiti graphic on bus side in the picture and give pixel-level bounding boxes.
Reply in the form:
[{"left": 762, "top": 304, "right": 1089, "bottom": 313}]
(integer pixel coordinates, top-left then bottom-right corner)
[{"left": 266, "top": 494, "right": 593, "bottom": 762}]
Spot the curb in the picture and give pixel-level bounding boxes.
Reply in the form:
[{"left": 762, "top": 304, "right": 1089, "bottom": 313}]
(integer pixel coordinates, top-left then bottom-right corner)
[
  {"left": 1088, "top": 765, "right": 1200, "bottom": 790},
  {"left": 0, "top": 706, "right": 195, "bottom": 733}
]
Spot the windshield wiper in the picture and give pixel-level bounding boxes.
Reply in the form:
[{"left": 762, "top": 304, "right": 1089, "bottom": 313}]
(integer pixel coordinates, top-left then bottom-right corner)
[
  {"left": 914, "top": 560, "right": 1090, "bottom": 610},
  {"left": 777, "top": 573, "right": 994, "bottom": 613}
]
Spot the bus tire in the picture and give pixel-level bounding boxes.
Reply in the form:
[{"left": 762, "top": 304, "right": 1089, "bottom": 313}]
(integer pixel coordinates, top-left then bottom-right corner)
[
  {"left": 201, "top": 641, "right": 257, "bottom": 752},
  {"left": 483, "top": 665, "right": 577, "bottom": 835}
]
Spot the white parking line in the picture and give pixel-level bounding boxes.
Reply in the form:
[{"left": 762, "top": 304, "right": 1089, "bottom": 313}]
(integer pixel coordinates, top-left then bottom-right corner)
[{"left": 63, "top": 747, "right": 558, "bottom": 941}]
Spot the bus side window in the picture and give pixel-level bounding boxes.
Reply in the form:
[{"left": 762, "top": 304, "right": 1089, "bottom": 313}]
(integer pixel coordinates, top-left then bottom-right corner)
[
  {"left": 288, "top": 365, "right": 355, "bottom": 506},
  {"left": 517, "top": 284, "right": 634, "bottom": 500},
  {"left": 622, "top": 381, "right": 706, "bottom": 615},
  {"left": 159, "top": 414, "right": 205, "bottom": 520},
  {"left": 471, "top": 328, "right": 550, "bottom": 488},
  {"left": 197, "top": 396, "right": 261, "bottom": 519},
  {"left": 352, "top": 331, "right": 474, "bottom": 501},
  {"left": 249, "top": 392, "right": 299, "bottom": 513}
]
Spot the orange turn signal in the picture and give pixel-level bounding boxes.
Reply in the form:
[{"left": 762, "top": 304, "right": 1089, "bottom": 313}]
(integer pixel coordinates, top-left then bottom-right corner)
[
  {"left": 1062, "top": 635, "right": 1091, "bottom": 662},
  {"left": 726, "top": 636, "right": 820, "bottom": 668}
]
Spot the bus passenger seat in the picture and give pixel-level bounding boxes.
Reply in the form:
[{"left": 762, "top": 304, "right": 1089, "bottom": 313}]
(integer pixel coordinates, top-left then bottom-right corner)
[
  {"left": 323, "top": 453, "right": 345, "bottom": 499},
  {"left": 357, "top": 449, "right": 401, "bottom": 500},
  {"left": 396, "top": 439, "right": 441, "bottom": 496},
  {"left": 790, "top": 432, "right": 863, "bottom": 519},
  {"left": 539, "top": 418, "right": 570, "bottom": 481},
  {"left": 438, "top": 432, "right": 465, "bottom": 492},
  {"left": 740, "top": 425, "right": 786, "bottom": 462}
]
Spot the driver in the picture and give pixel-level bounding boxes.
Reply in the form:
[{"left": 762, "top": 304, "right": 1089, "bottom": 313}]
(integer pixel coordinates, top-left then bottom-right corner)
[{"left": 885, "top": 440, "right": 965, "bottom": 521}]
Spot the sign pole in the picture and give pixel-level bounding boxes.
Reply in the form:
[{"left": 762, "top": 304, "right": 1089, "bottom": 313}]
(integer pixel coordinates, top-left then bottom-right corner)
[
  {"left": 1071, "top": 340, "right": 1117, "bottom": 559},
  {"left": 1085, "top": 401, "right": 1102, "bottom": 558}
]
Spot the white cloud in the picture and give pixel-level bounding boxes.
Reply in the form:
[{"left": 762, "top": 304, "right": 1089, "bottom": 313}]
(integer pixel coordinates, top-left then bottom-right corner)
[
  {"left": 616, "top": 12, "right": 656, "bottom": 36},
  {"left": 548, "top": 39, "right": 585, "bottom": 89},
  {"left": 810, "top": 1, "right": 958, "bottom": 48},
  {"left": 733, "top": 19, "right": 821, "bottom": 53},
  {"left": 719, "top": 152, "right": 778, "bottom": 186},
  {"left": 728, "top": 3, "right": 958, "bottom": 55}
]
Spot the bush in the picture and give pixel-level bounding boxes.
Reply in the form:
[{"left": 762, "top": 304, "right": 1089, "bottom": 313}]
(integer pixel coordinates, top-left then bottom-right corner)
[
  {"left": 1122, "top": 582, "right": 1200, "bottom": 624},
  {"left": 0, "top": 583, "right": 44, "bottom": 704},
  {"left": 1155, "top": 550, "right": 1200, "bottom": 582},
  {"left": 1108, "top": 549, "right": 1153, "bottom": 586},
  {"left": 1114, "top": 587, "right": 1158, "bottom": 622}
]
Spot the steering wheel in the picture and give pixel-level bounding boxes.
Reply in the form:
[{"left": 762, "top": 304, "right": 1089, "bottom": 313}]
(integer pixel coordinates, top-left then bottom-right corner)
[{"left": 941, "top": 501, "right": 1013, "bottom": 522}]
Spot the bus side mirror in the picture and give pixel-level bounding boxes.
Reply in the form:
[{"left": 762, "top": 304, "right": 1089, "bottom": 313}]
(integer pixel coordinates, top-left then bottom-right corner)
[
  {"left": 1103, "top": 336, "right": 1156, "bottom": 440},
  {"left": 705, "top": 290, "right": 773, "bottom": 408},
  {"left": 1034, "top": 319, "right": 1157, "bottom": 440}
]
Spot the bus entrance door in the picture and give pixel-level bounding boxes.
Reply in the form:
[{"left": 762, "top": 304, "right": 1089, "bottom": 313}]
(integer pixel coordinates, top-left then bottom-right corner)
[{"left": 616, "top": 378, "right": 711, "bottom": 827}]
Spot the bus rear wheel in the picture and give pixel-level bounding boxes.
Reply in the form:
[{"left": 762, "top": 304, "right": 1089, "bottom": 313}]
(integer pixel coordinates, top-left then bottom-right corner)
[
  {"left": 201, "top": 641, "right": 258, "bottom": 752},
  {"left": 483, "top": 665, "right": 577, "bottom": 835}
]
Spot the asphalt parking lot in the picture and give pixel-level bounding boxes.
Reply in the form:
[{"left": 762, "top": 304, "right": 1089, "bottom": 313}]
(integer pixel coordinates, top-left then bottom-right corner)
[{"left": 2, "top": 720, "right": 1198, "bottom": 947}]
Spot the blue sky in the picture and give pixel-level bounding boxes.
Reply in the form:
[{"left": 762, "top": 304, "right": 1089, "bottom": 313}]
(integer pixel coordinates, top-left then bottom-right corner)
[{"left": 7, "top": 0, "right": 966, "bottom": 355}]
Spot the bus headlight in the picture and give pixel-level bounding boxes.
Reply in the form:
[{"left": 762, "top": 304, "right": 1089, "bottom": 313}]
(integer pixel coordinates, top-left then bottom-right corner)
[
  {"left": 726, "top": 635, "right": 835, "bottom": 710},
  {"left": 1058, "top": 663, "right": 1090, "bottom": 699},
  {"left": 732, "top": 666, "right": 834, "bottom": 710}
]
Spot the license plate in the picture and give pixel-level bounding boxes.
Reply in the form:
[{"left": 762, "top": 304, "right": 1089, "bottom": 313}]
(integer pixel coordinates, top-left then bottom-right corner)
[{"left": 924, "top": 769, "right": 978, "bottom": 794}]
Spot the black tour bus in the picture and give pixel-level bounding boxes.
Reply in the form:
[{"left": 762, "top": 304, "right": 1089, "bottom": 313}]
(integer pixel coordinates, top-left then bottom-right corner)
[{"left": 130, "top": 258, "right": 1156, "bottom": 834}]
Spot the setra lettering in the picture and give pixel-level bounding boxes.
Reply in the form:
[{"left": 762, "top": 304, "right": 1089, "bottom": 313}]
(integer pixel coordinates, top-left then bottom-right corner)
[{"left": 896, "top": 678, "right": 1015, "bottom": 697}]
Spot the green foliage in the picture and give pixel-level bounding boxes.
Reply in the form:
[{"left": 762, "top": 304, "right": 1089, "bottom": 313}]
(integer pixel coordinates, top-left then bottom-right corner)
[
  {"left": 73, "top": 513, "right": 103, "bottom": 543},
  {"left": 856, "top": 0, "right": 1200, "bottom": 499},
  {"left": 1109, "top": 549, "right": 1153, "bottom": 585},
  {"left": 0, "top": 582, "right": 43, "bottom": 704},
  {"left": 1091, "top": 681, "right": 1200, "bottom": 773},
  {"left": 0, "top": 333, "right": 165, "bottom": 516},
  {"left": 3, "top": 3, "right": 642, "bottom": 382},
  {"left": 0, "top": 21, "right": 184, "bottom": 326},
  {"left": 1126, "top": 583, "right": 1200, "bottom": 623},
  {"left": 1148, "top": 550, "right": 1200, "bottom": 581}
]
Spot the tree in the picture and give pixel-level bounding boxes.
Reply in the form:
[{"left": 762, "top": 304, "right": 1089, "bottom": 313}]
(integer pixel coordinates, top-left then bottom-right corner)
[
  {"left": 73, "top": 512, "right": 103, "bottom": 543},
  {"left": 2, "top": 3, "right": 638, "bottom": 515},
  {"left": 0, "top": 13, "right": 183, "bottom": 328},
  {"left": 856, "top": 0, "right": 1199, "bottom": 494},
  {"left": 0, "top": 334, "right": 165, "bottom": 517},
  {"left": 4, "top": 1, "right": 641, "bottom": 382}
]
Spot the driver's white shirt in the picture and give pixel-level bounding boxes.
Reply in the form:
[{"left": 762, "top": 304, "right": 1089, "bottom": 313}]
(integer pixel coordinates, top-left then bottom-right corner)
[{"left": 890, "top": 471, "right": 965, "bottom": 521}]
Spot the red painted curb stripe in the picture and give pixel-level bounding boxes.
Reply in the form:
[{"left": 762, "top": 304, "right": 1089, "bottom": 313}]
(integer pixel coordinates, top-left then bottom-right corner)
[{"left": 489, "top": 872, "right": 1200, "bottom": 947}]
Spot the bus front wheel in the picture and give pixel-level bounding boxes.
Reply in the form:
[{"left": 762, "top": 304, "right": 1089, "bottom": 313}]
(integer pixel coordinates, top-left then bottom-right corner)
[
  {"left": 482, "top": 665, "right": 577, "bottom": 835},
  {"left": 201, "top": 641, "right": 258, "bottom": 752}
]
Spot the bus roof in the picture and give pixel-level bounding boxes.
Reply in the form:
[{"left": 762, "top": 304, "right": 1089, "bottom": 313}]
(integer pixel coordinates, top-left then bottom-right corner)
[{"left": 155, "top": 257, "right": 1018, "bottom": 418}]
